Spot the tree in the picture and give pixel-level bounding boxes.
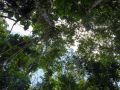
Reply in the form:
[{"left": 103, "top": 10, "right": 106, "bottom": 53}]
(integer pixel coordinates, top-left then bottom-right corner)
[
  {"left": 0, "top": 19, "right": 41, "bottom": 89},
  {"left": 0, "top": 0, "right": 120, "bottom": 90}
]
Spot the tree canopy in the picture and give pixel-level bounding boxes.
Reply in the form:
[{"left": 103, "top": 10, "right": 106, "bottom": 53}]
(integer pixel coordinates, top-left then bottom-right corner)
[{"left": 0, "top": 0, "right": 120, "bottom": 90}]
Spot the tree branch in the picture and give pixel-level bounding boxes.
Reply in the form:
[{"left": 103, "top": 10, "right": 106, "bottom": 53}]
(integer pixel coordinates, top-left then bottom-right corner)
[
  {"left": 0, "top": 15, "right": 16, "bottom": 21},
  {"left": 88, "top": 0, "right": 103, "bottom": 13},
  {"left": 9, "top": 20, "right": 19, "bottom": 33}
]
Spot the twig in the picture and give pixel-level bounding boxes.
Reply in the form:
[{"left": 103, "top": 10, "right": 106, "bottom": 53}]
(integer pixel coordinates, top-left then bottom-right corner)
[
  {"left": 0, "top": 15, "right": 16, "bottom": 21},
  {"left": 9, "top": 20, "right": 19, "bottom": 34}
]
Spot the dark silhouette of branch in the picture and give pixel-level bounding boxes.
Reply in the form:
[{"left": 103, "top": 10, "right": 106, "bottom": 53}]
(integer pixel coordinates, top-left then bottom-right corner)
[
  {"left": 0, "top": 15, "right": 16, "bottom": 21},
  {"left": 10, "top": 20, "right": 19, "bottom": 33}
]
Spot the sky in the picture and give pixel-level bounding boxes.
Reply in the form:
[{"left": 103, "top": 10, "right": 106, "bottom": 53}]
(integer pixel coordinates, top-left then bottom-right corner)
[
  {"left": 30, "top": 69, "right": 44, "bottom": 86},
  {"left": 6, "top": 18, "right": 32, "bottom": 36}
]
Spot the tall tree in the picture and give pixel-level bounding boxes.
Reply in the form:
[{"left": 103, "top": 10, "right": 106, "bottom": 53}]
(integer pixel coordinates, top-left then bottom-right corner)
[{"left": 0, "top": 0, "right": 120, "bottom": 90}]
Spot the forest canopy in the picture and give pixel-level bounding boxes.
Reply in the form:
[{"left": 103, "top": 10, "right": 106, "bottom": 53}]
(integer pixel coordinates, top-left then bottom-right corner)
[{"left": 0, "top": 0, "right": 120, "bottom": 90}]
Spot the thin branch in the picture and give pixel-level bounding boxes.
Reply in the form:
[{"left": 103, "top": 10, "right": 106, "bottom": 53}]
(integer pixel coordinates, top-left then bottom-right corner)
[
  {"left": 0, "top": 41, "right": 27, "bottom": 56},
  {"left": 5, "top": 41, "right": 32, "bottom": 68},
  {"left": 0, "top": 15, "right": 16, "bottom": 21},
  {"left": 9, "top": 20, "right": 19, "bottom": 33}
]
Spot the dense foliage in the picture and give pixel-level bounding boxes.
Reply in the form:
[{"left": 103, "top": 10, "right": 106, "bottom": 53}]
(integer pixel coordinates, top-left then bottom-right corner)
[{"left": 0, "top": 0, "right": 120, "bottom": 90}]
